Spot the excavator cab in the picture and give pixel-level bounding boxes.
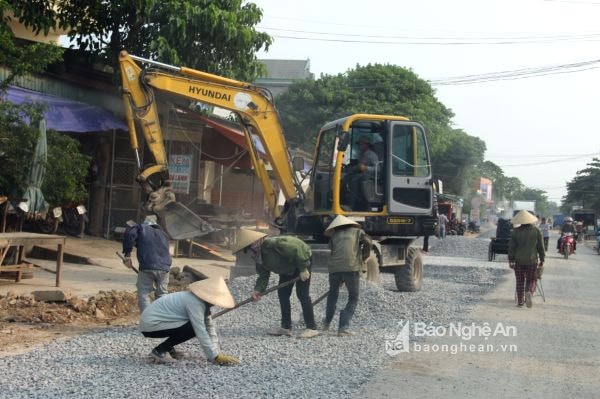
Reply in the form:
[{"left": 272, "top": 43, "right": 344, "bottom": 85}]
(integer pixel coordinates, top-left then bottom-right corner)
[{"left": 310, "top": 115, "right": 434, "bottom": 236}]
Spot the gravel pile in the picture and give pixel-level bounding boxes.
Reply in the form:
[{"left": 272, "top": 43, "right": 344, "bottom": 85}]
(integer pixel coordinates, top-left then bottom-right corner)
[{"left": 0, "top": 237, "right": 508, "bottom": 399}]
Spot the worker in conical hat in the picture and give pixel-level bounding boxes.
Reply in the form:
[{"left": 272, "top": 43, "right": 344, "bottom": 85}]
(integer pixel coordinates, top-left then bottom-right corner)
[
  {"left": 322, "top": 215, "right": 372, "bottom": 336},
  {"left": 508, "top": 210, "right": 544, "bottom": 308},
  {"left": 232, "top": 229, "right": 319, "bottom": 339},
  {"left": 139, "top": 276, "right": 239, "bottom": 366}
]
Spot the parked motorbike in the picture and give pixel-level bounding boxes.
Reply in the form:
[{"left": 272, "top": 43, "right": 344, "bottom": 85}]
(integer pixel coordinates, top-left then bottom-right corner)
[
  {"left": 559, "top": 233, "right": 575, "bottom": 259},
  {"left": 35, "top": 203, "right": 88, "bottom": 237}
]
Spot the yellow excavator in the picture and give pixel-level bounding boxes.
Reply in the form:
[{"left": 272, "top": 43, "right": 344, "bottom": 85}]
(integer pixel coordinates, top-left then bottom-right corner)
[{"left": 119, "top": 51, "right": 437, "bottom": 291}]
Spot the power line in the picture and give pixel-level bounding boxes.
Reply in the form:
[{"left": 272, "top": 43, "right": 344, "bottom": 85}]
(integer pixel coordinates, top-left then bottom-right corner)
[
  {"left": 260, "top": 26, "right": 600, "bottom": 42},
  {"left": 429, "top": 59, "right": 600, "bottom": 85},
  {"left": 269, "top": 34, "right": 600, "bottom": 46}
]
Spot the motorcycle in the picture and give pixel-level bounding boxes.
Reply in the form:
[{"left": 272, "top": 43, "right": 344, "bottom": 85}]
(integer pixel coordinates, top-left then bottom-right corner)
[
  {"left": 36, "top": 203, "right": 88, "bottom": 237},
  {"left": 559, "top": 232, "right": 575, "bottom": 259},
  {"left": 596, "top": 230, "right": 600, "bottom": 255}
]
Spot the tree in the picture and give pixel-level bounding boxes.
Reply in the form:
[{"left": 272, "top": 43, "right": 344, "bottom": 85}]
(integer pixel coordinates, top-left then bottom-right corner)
[
  {"left": 11, "top": 0, "right": 272, "bottom": 80},
  {"left": 1, "top": 2, "right": 88, "bottom": 205},
  {"left": 0, "top": 1, "right": 63, "bottom": 91},
  {"left": 277, "top": 63, "right": 455, "bottom": 150},
  {"left": 562, "top": 158, "right": 600, "bottom": 214},
  {"left": 433, "top": 129, "right": 486, "bottom": 195}
]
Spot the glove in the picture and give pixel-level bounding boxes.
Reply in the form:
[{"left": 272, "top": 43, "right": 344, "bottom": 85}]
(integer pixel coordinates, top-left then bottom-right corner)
[
  {"left": 299, "top": 269, "right": 310, "bottom": 282},
  {"left": 213, "top": 353, "right": 240, "bottom": 366}
]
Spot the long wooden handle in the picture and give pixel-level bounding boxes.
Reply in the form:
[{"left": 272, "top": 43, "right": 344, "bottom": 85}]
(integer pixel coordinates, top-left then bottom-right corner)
[
  {"left": 115, "top": 251, "right": 139, "bottom": 274},
  {"left": 212, "top": 276, "right": 301, "bottom": 319}
]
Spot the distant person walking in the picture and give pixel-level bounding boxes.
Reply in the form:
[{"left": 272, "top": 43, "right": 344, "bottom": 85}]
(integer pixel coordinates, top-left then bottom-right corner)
[
  {"left": 438, "top": 213, "right": 449, "bottom": 239},
  {"left": 508, "top": 211, "right": 545, "bottom": 308},
  {"left": 540, "top": 217, "right": 551, "bottom": 251},
  {"left": 122, "top": 215, "right": 172, "bottom": 312}
]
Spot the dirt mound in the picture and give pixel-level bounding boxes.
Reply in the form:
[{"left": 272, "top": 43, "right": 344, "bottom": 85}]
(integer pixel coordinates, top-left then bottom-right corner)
[{"left": 0, "top": 290, "right": 138, "bottom": 325}]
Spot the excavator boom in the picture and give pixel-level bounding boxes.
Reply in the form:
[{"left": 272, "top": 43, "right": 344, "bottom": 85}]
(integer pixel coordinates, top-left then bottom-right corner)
[{"left": 119, "top": 51, "right": 301, "bottom": 238}]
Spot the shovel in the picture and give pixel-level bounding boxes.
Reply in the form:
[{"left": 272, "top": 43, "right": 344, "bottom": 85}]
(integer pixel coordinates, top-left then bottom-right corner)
[{"left": 212, "top": 276, "right": 301, "bottom": 319}]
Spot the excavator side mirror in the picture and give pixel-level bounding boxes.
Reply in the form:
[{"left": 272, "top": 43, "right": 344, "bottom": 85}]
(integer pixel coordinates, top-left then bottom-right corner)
[{"left": 292, "top": 157, "right": 305, "bottom": 172}]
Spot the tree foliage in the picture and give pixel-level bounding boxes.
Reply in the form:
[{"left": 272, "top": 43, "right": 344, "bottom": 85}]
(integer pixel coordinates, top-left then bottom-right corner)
[
  {"left": 0, "top": 102, "right": 41, "bottom": 193},
  {"left": 0, "top": 1, "right": 63, "bottom": 91},
  {"left": 42, "top": 130, "right": 90, "bottom": 205},
  {"left": 10, "top": 0, "right": 271, "bottom": 80},
  {"left": 561, "top": 158, "right": 600, "bottom": 214},
  {"left": 276, "top": 63, "right": 487, "bottom": 195},
  {"left": 0, "top": 102, "right": 90, "bottom": 204}
]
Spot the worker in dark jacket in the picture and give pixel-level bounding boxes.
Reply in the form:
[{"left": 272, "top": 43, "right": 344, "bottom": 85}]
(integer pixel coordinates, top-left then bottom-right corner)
[
  {"left": 231, "top": 230, "right": 318, "bottom": 338},
  {"left": 508, "top": 210, "right": 545, "bottom": 308},
  {"left": 323, "top": 215, "right": 372, "bottom": 336},
  {"left": 122, "top": 215, "right": 172, "bottom": 312}
]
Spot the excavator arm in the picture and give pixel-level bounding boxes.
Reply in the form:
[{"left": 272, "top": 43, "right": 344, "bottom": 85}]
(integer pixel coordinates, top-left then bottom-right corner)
[{"left": 119, "top": 51, "right": 302, "bottom": 236}]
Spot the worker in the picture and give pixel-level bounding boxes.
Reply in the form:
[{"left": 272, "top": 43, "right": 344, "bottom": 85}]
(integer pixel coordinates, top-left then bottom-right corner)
[
  {"left": 508, "top": 210, "right": 545, "bottom": 308},
  {"left": 346, "top": 135, "right": 379, "bottom": 211},
  {"left": 231, "top": 229, "right": 319, "bottom": 338},
  {"left": 323, "top": 215, "right": 372, "bottom": 336},
  {"left": 140, "top": 276, "right": 240, "bottom": 365},
  {"left": 122, "top": 215, "right": 172, "bottom": 312},
  {"left": 556, "top": 216, "right": 576, "bottom": 252}
]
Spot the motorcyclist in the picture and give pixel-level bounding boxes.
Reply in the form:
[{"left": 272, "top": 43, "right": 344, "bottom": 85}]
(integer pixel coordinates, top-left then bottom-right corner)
[{"left": 557, "top": 217, "right": 576, "bottom": 252}]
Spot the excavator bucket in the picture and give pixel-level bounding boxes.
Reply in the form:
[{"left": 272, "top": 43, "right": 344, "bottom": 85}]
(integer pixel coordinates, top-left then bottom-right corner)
[{"left": 157, "top": 202, "right": 214, "bottom": 240}]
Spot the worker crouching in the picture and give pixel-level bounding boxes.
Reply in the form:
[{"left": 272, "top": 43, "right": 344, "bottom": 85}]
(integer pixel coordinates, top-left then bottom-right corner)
[
  {"left": 508, "top": 211, "right": 545, "bottom": 308},
  {"left": 140, "top": 276, "right": 240, "bottom": 366},
  {"left": 323, "top": 215, "right": 372, "bottom": 336},
  {"left": 232, "top": 230, "right": 319, "bottom": 338}
]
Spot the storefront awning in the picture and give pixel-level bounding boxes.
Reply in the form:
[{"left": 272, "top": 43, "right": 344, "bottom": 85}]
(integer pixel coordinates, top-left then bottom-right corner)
[{"left": 3, "top": 86, "right": 127, "bottom": 133}]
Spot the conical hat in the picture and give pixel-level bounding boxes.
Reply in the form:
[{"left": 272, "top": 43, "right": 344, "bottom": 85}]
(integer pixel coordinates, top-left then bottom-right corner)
[
  {"left": 189, "top": 276, "right": 235, "bottom": 309},
  {"left": 230, "top": 229, "right": 268, "bottom": 254},
  {"left": 324, "top": 215, "right": 360, "bottom": 237},
  {"left": 511, "top": 210, "right": 538, "bottom": 225}
]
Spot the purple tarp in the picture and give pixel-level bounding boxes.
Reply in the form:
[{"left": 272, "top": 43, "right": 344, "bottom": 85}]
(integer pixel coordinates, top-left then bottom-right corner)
[{"left": 2, "top": 86, "right": 127, "bottom": 133}]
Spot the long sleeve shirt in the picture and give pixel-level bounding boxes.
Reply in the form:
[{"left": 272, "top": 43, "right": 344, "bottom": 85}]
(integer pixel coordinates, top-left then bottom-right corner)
[
  {"left": 328, "top": 227, "right": 372, "bottom": 273},
  {"left": 139, "top": 291, "right": 220, "bottom": 360},
  {"left": 254, "top": 236, "right": 312, "bottom": 293},
  {"left": 122, "top": 223, "right": 172, "bottom": 272},
  {"left": 508, "top": 224, "right": 545, "bottom": 265}
]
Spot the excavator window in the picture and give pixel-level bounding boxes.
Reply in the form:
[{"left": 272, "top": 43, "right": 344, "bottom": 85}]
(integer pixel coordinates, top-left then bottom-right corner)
[{"left": 391, "top": 125, "right": 430, "bottom": 177}]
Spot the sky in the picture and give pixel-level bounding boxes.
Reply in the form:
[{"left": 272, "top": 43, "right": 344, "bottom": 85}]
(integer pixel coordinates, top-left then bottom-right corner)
[{"left": 250, "top": 0, "right": 600, "bottom": 205}]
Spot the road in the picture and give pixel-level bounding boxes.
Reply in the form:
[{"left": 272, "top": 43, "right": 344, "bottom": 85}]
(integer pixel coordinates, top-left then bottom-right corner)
[{"left": 356, "top": 237, "right": 600, "bottom": 398}]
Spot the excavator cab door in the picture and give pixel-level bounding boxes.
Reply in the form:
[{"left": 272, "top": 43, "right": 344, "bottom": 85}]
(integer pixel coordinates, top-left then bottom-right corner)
[{"left": 386, "top": 122, "right": 432, "bottom": 215}]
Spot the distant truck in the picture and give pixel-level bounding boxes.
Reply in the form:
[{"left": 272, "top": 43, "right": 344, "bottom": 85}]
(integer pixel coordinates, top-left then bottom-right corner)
[
  {"left": 512, "top": 200, "right": 536, "bottom": 217},
  {"left": 571, "top": 209, "right": 598, "bottom": 239}
]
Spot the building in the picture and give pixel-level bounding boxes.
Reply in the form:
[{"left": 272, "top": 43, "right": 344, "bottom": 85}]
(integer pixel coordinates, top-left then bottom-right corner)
[{"left": 255, "top": 59, "right": 314, "bottom": 97}]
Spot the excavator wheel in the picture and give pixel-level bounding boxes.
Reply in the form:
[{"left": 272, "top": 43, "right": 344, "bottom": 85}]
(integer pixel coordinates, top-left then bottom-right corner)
[{"left": 394, "top": 247, "right": 423, "bottom": 292}]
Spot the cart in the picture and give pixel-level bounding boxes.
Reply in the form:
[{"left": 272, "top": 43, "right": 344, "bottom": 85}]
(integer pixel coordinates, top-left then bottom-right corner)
[{"left": 488, "top": 218, "right": 512, "bottom": 261}]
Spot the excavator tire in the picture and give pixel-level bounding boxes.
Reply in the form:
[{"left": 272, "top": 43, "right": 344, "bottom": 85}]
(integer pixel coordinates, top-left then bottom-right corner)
[{"left": 394, "top": 247, "right": 423, "bottom": 292}]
